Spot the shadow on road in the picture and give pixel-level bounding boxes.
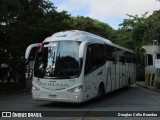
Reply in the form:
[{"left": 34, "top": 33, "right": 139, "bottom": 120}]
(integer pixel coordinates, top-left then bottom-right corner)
[
  {"left": 38, "top": 99, "right": 95, "bottom": 108},
  {"left": 38, "top": 86, "right": 135, "bottom": 109}
]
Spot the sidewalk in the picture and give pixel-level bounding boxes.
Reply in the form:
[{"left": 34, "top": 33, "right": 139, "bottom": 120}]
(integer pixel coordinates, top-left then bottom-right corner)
[{"left": 136, "top": 81, "right": 160, "bottom": 92}]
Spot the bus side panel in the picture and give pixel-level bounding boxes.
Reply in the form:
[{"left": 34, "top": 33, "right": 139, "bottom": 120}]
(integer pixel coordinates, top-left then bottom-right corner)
[
  {"left": 105, "top": 62, "right": 112, "bottom": 93},
  {"left": 116, "top": 58, "right": 120, "bottom": 90},
  {"left": 84, "top": 65, "right": 106, "bottom": 100},
  {"left": 110, "top": 61, "right": 116, "bottom": 91}
]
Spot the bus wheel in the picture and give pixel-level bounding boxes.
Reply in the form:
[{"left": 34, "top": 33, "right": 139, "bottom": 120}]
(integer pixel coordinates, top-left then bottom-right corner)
[{"left": 96, "top": 83, "right": 105, "bottom": 101}]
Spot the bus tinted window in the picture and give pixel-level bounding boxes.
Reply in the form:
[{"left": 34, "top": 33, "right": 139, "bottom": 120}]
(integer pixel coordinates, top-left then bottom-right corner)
[
  {"left": 85, "top": 44, "right": 105, "bottom": 75},
  {"left": 105, "top": 45, "right": 118, "bottom": 64},
  {"left": 105, "top": 45, "right": 113, "bottom": 61},
  {"left": 119, "top": 56, "right": 125, "bottom": 65},
  {"left": 34, "top": 41, "right": 82, "bottom": 79}
]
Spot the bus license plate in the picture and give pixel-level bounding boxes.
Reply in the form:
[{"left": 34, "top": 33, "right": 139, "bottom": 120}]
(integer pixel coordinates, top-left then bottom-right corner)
[{"left": 49, "top": 94, "right": 57, "bottom": 98}]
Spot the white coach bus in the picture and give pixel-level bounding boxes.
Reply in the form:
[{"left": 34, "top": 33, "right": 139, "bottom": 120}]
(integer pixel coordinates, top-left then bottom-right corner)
[{"left": 25, "top": 30, "right": 136, "bottom": 103}]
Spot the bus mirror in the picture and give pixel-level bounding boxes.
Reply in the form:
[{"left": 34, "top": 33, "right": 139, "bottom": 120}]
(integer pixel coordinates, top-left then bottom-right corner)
[
  {"left": 25, "top": 43, "right": 40, "bottom": 60},
  {"left": 79, "top": 42, "right": 87, "bottom": 58}
]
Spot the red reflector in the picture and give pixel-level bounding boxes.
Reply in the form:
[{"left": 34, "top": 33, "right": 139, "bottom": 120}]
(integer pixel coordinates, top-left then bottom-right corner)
[{"left": 40, "top": 43, "right": 43, "bottom": 49}]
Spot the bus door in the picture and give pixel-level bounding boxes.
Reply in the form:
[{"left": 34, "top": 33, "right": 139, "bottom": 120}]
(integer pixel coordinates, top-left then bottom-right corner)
[
  {"left": 84, "top": 73, "right": 95, "bottom": 101},
  {"left": 84, "top": 44, "right": 106, "bottom": 100},
  {"left": 84, "top": 45, "right": 96, "bottom": 101},
  {"left": 84, "top": 67, "right": 105, "bottom": 100}
]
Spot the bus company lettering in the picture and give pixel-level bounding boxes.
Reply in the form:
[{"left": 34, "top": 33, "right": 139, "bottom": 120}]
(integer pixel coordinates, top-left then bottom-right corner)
[{"left": 39, "top": 82, "right": 69, "bottom": 87}]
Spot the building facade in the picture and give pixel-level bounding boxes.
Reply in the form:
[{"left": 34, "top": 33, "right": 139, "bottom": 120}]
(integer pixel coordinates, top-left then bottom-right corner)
[{"left": 142, "top": 40, "right": 160, "bottom": 88}]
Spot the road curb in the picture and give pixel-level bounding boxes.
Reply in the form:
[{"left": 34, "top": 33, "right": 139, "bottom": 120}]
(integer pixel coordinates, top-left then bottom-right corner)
[{"left": 136, "top": 82, "right": 160, "bottom": 92}]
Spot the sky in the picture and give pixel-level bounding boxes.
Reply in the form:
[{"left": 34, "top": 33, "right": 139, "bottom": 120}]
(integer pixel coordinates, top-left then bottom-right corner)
[{"left": 50, "top": 0, "right": 160, "bottom": 29}]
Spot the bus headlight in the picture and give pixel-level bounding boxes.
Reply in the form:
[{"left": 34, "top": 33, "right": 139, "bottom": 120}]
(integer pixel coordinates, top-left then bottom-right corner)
[
  {"left": 68, "top": 85, "right": 83, "bottom": 93},
  {"left": 32, "top": 84, "right": 40, "bottom": 91}
]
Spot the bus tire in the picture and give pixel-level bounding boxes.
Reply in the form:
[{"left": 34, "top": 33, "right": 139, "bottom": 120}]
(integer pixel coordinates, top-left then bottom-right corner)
[{"left": 96, "top": 83, "right": 105, "bottom": 101}]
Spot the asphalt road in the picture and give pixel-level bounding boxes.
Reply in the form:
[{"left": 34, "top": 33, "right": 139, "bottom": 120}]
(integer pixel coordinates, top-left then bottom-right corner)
[{"left": 0, "top": 84, "right": 160, "bottom": 120}]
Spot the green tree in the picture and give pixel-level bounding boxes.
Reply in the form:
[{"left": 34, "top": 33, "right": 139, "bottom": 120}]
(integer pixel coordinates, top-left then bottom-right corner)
[
  {"left": 143, "top": 10, "right": 160, "bottom": 44},
  {"left": 0, "top": 0, "right": 72, "bottom": 56},
  {"left": 115, "top": 10, "right": 160, "bottom": 81},
  {"left": 70, "top": 16, "right": 115, "bottom": 40},
  {"left": 115, "top": 13, "right": 148, "bottom": 80},
  {"left": 0, "top": 0, "right": 22, "bottom": 54},
  {"left": 0, "top": 0, "right": 73, "bottom": 85}
]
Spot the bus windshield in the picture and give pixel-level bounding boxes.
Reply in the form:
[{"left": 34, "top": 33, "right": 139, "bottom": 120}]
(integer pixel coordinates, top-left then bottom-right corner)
[{"left": 34, "top": 41, "right": 82, "bottom": 79}]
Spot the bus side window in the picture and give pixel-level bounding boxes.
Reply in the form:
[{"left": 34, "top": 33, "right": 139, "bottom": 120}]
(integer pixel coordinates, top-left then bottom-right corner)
[
  {"left": 85, "top": 44, "right": 105, "bottom": 75},
  {"left": 92, "top": 44, "right": 105, "bottom": 68},
  {"left": 105, "top": 45, "right": 112, "bottom": 61},
  {"left": 132, "top": 57, "right": 136, "bottom": 63},
  {"left": 85, "top": 46, "right": 92, "bottom": 75},
  {"left": 119, "top": 56, "right": 125, "bottom": 65},
  {"left": 112, "top": 57, "right": 116, "bottom": 64},
  {"left": 105, "top": 45, "right": 116, "bottom": 64}
]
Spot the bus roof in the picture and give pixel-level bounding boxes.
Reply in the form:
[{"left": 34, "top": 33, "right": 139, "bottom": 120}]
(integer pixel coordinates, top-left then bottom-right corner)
[{"left": 43, "top": 30, "right": 134, "bottom": 53}]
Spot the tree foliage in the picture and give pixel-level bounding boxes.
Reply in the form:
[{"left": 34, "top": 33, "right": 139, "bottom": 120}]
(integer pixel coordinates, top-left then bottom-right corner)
[
  {"left": 0, "top": 0, "right": 160, "bottom": 81},
  {"left": 116, "top": 10, "right": 160, "bottom": 51},
  {"left": 115, "top": 10, "right": 160, "bottom": 80},
  {"left": 0, "top": 0, "right": 71, "bottom": 58},
  {"left": 143, "top": 10, "right": 160, "bottom": 43},
  {"left": 0, "top": 0, "right": 115, "bottom": 58},
  {"left": 70, "top": 16, "right": 115, "bottom": 40}
]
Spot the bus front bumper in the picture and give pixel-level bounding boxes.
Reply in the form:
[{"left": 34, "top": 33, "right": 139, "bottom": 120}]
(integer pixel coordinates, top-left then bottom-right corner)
[{"left": 32, "top": 90, "right": 84, "bottom": 103}]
